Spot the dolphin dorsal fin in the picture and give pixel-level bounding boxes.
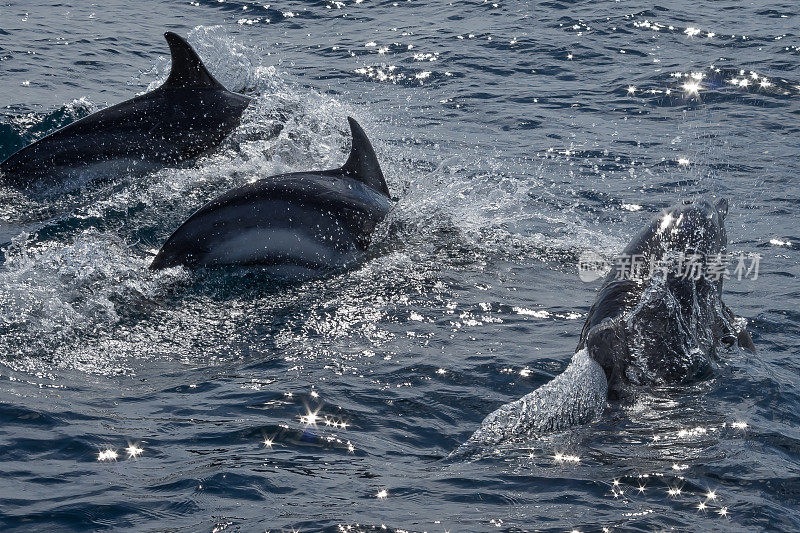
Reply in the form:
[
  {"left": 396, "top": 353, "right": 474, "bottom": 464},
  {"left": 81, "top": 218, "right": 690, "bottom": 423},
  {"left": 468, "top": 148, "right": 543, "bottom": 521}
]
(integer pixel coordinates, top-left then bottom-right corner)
[
  {"left": 162, "top": 32, "right": 225, "bottom": 90},
  {"left": 714, "top": 197, "right": 728, "bottom": 219},
  {"left": 341, "top": 117, "right": 390, "bottom": 197}
]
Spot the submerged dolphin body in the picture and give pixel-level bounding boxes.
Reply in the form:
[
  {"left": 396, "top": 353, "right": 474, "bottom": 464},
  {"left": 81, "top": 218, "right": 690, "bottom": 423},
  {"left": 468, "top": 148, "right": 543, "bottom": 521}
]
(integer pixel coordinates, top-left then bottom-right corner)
[
  {"left": 0, "top": 32, "right": 250, "bottom": 187},
  {"left": 150, "top": 117, "right": 392, "bottom": 272},
  {"left": 453, "top": 198, "right": 754, "bottom": 457}
]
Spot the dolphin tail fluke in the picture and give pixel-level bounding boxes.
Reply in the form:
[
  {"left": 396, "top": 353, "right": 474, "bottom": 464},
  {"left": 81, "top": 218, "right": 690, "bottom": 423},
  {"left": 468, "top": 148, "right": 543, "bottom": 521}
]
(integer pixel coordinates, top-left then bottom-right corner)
[
  {"left": 448, "top": 349, "right": 608, "bottom": 460},
  {"left": 163, "top": 32, "right": 225, "bottom": 90},
  {"left": 341, "top": 117, "right": 390, "bottom": 198}
]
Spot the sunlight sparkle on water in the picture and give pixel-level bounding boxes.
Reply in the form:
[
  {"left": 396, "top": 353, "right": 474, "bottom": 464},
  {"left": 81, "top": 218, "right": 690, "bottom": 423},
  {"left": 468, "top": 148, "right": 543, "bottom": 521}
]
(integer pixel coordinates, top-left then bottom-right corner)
[
  {"left": 554, "top": 452, "right": 580, "bottom": 464},
  {"left": 677, "top": 426, "right": 707, "bottom": 438},
  {"left": 98, "top": 449, "right": 118, "bottom": 461},
  {"left": 376, "top": 489, "right": 388, "bottom": 499},
  {"left": 300, "top": 408, "right": 321, "bottom": 426},
  {"left": 125, "top": 444, "right": 143, "bottom": 458},
  {"left": 682, "top": 80, "right": 701, "bottom": 96},
  {"left": 326, "top": 418, "right": 348, "bottom": 429}
]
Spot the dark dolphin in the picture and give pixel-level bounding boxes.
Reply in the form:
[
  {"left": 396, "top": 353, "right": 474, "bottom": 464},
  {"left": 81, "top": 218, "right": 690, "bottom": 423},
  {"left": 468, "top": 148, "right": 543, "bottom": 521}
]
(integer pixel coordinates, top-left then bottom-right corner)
[
  {"left": 150, "top": 117, "right": 392, "bottom": 272},
  {"left": 0, "top": 32, "right": 251, "bottom": 187},
  {"left": 452, "top": 198, "right": 754, "bottom": 457},
  {"left": 579, "top": 198, "right": 755, "bottom": 400}
]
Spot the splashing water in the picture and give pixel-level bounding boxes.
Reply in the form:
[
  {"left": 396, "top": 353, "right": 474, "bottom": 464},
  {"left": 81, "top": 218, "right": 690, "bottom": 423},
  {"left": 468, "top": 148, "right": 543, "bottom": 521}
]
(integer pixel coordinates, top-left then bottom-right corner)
[{"left": 451, "top": 348, "right": 608, "bottom": 459}]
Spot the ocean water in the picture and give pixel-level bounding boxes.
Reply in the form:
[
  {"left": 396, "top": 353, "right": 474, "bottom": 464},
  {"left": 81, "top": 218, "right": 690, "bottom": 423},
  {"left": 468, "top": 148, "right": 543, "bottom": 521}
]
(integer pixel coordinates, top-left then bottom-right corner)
[{"left": 1, "top": 0, "right": 799, "bottom": 531}]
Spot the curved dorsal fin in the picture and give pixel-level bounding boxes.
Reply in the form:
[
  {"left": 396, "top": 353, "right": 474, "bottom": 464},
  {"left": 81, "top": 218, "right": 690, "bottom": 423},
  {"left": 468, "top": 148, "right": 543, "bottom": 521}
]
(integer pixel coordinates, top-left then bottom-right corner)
[
  {"left": 340, "top": 117, "right": 390, "bottom": 197},
  {"left": 714, "top": 197, "right": 728, "bottom": 220},
  {"left": 162, "top": 32, "right": 225, "bottom": 90}
]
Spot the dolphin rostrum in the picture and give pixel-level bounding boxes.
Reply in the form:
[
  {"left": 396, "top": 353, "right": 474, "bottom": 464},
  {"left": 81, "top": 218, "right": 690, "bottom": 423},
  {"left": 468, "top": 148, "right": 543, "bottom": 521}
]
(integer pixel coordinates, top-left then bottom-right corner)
[
  {"left": 150, "top": 116, "right": 392, "bottom": 272},
  {"left": 452, "top": 198, "right": 754, "bottom": 458},
  {"left": 0, "top": 32, "right": 251, "bottom": 187}
]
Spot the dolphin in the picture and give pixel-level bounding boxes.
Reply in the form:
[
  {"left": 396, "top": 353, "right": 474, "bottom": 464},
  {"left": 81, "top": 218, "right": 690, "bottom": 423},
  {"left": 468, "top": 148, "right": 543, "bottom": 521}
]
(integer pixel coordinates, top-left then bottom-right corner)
[
  {"left": 0, "top": 32, "right": 251, "bottom": 187},
  {"left": 452, "top": 198, "right": 754, "bottom": 458},
  {"left": 150, "top": 117, "right": 392, "bottom": 272},
  {"left": 577, "top": 198, "right": 755, "bottom": 399}
]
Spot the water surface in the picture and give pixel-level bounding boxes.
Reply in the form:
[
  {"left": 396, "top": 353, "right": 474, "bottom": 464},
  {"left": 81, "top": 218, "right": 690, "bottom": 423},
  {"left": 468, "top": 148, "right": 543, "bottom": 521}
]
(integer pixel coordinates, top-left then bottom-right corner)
[{"left": 1, "top": 0, "right": 799, "bottom": 531}]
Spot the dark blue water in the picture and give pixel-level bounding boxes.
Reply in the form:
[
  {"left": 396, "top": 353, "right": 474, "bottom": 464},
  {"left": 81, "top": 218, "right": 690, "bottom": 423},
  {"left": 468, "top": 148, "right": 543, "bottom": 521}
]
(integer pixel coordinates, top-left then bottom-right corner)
[{"left": 1, "top": 1, "right": 799, "bottom": 531}]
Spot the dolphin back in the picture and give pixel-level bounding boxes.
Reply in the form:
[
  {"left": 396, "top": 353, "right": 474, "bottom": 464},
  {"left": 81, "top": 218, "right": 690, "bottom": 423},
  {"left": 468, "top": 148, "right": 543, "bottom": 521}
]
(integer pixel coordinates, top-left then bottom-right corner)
[
  {"left": 0, "top": 32, "right": 250, "bottom": 187},
  {"left": 150, "top": 117, "right": 391, "bottom": 271}
]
